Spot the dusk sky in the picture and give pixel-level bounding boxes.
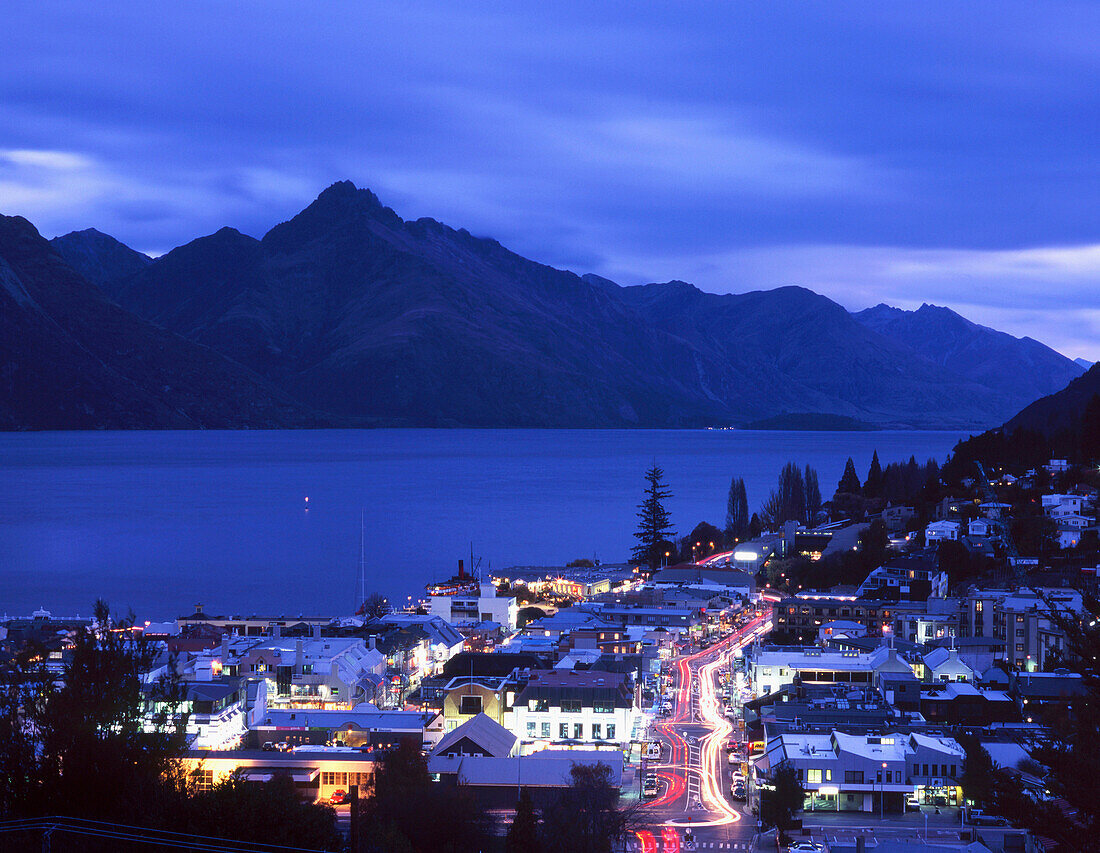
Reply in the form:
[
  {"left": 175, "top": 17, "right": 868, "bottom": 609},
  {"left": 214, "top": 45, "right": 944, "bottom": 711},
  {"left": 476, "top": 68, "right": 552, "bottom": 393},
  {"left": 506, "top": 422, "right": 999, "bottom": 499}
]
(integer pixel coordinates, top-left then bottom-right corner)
[{"left": 4, "top": 2, "right": 1099, "bottom": 359}]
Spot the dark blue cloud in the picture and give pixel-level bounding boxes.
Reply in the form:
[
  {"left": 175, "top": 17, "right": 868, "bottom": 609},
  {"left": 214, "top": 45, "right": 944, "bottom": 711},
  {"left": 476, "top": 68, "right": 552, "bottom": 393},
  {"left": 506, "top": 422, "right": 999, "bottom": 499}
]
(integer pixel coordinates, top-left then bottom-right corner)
[{"left": 2, "top": 1, "right": 1098, "bottom": 356}]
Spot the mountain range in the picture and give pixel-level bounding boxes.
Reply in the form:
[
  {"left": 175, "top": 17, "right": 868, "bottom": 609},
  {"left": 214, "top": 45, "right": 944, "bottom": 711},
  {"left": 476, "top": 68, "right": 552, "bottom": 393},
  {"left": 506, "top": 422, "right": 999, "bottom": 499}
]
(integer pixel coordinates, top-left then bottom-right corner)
[
  {"left": 1, "top": 180, "right": 1084, "bottom": 430},
  {"left": 0, "top": 215, "right": 322, "bottom": 429}
]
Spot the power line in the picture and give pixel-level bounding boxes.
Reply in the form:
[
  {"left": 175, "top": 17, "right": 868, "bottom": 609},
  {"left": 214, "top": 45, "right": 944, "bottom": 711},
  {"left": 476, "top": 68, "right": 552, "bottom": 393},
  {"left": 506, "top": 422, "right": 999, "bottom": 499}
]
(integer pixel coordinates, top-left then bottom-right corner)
[{"left": 0, "top": 816, "right": 337, "bottom": 853}]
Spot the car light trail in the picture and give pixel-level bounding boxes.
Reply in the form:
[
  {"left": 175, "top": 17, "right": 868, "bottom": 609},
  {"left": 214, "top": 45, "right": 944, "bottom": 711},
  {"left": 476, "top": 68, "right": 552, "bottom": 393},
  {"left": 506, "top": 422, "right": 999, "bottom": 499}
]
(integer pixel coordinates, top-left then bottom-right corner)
[
  {"left": 663, "top": 614, "right": 769, "bottom": 830},
  {"left": 634, "top": 829, "right": 657, "bottom": 853},
  {"left": 661, "top": 825, "right": 681, "bottom": 852},
  {"left": 642, "top": 770, "right": 686, "bottom": 809}
]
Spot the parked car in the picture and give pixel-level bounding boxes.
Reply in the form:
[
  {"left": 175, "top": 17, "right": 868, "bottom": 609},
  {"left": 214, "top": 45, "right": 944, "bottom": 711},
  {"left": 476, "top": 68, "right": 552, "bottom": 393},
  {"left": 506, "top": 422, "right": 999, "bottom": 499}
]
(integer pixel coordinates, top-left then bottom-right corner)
[
  {"left": 261, "top": 741, "right": 276, "bottom": 752},
  {"left": 645, "top": 742, "right": 662, "bottom": 760},
  {"left": 329, "top": 789, "right": 350, "bottom": 805},
  {"left": 643, "top": 775, "right": 661, "bottom": 798},
  {"left": 787, "top": 843, "right": 824, "bottom": 852},
  {"left": 730, "top": 783, "right": 746, "bottom": 801}
]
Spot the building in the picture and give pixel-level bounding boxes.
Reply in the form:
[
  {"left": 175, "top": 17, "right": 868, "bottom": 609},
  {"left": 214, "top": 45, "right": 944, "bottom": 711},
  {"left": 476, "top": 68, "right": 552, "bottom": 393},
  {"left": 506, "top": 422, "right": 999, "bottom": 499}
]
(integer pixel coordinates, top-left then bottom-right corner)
[
  {"left": 775, "top": 594, "right": 901, "bottom": 645},
  {"left": 963, "top": 587, "right": 1082, "bottom": 671},
  {"left": 177, "top": 606, "right": 331, "bottom": 637},
  {"left": 226, "top": 634, "right": 386, "bottom": 711},
  {"left": 428, "top": 582, "right": 518, "bottom": 632},
  {"left": 143, "top": 679, "right": 247, "bottom": 751},
  {"left": 923, "top": 646, "right": 974, "bottom": 683},
  {"left": 1010, "top": 671, "right": 1086, "bottom": 721},
  {"left": 919, "top": 682, "right": 1017, "bottom": 726},
  {"left": 442, "top": 672, "right": 523, "bottom": 733},
  {"left": 925, "top": 521, "right": 960, "bottom": 543},
  {"left": 588, "top": 604, "right": 702, "bottom": 632},
  {"left": 512, "top": 669, "right": 637, "bottom": 747},
  {"left": 855, "top": 552, "right": 948, "bottom": 600},
  {"left": 250, "top": 707, "right": 442, "bottom": 750},
  {"left": 758, "top": 731, "right": 964, "bottom": 813},
  {"left": 183, "top": 747, "right": 376, "bottom": 803},
  {"left": 747, "top": 647, "right": 876, "bottom": 697},
  {"left": 431, "top": 712, "right": 519, "bottom": 758}
]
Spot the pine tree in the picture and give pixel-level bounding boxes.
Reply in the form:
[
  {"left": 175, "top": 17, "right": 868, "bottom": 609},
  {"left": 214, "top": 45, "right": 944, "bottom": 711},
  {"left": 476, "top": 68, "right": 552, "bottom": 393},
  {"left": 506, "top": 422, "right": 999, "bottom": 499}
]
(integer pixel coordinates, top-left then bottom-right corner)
[
  {"left": 864, "top": 450, "right": 884, "bottom": 498},
  {"left": 725, "top": 477, "right": 749, "bottom": 541},
  {"left": 804, "top": 465, "right": 822, "bottom": 523},
  {"left": 632, "top": 465, "right": 675, "bottom": 570},
  {"left": 837, "top": 457, "right": 861, "bottom": 494}
]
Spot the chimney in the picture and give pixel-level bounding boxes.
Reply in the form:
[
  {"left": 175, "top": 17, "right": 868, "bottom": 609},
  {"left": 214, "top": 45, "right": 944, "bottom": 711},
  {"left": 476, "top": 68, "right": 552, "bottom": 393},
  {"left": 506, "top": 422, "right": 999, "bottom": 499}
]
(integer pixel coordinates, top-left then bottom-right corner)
[
  {"left": 312, "top": 624, "right": 321, "bottom": 640},
  {"left": 369, "top": 635, "right": 376, "bottom": 650},
  {"left": 295, "top": 639, "right": 304, "bottom": 672},
  {"left": 220, "top": 634, "right": 229, "bottom": 660},
  {"left": 272, "top": 624, "right": 281, "bottom": 639},
  {"left": 856, "top": 838, "right": 865, "bottom": 853},
  {"left": 458, "top": 559, "right": 465, "bottom": 579}
]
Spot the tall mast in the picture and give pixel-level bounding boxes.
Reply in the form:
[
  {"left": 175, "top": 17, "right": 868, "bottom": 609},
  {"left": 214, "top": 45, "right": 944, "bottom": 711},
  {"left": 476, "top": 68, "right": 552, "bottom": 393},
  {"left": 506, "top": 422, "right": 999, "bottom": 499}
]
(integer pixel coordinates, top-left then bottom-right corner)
[{"left": 358, "top": 509, "right": 366, "bottom": 612}]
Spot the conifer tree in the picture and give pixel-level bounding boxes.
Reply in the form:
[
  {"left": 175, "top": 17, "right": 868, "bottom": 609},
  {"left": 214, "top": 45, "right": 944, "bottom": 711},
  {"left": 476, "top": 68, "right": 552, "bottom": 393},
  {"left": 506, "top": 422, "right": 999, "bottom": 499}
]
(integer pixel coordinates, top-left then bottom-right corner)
[
  {"left": 632, "top": 465, "right": 675, "bottom": 570},
  {"left": 864, "top": 450, "right": 884, "bottom": 498},
  {"left": 725, "top": 477, "right": 749, "bottom": 541},
  {"left": 837, "top": 457, "right": 861, "bottom": 494},
  {"left": 804, "top": 466, "right": 822, "bottom": 522}
]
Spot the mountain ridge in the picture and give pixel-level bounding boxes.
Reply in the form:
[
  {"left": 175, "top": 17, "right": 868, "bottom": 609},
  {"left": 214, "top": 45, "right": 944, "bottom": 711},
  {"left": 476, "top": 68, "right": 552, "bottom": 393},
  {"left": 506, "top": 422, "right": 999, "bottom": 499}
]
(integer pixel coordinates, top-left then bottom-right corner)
[
  {"left": 4, "top": 180, "right": 1083, "bottom": 430},
  {"left": 0, "top": 215, "right": 329, "bottom": 430}
]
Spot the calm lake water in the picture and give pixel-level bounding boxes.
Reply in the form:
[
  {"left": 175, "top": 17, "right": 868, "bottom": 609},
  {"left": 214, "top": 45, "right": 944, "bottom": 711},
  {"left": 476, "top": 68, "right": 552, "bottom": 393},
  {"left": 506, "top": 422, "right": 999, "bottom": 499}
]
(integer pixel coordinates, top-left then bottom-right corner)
[{"left": 0, "top": 429, "right": 967, "bottom": 620}]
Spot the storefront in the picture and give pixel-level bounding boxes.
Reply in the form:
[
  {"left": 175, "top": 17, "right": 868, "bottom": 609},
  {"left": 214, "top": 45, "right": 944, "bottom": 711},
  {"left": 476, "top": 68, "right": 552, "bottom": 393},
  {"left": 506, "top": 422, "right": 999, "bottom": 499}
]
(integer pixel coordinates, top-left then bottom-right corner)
[{"left": 916, "top": 783, "right": 961, "bottom": 807}]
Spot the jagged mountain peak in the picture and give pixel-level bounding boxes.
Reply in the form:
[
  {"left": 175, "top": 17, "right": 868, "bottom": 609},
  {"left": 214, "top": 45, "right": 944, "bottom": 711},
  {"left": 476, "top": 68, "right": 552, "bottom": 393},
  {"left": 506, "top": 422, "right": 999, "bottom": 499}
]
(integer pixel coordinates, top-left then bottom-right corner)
[
  {"left": 262, "top": 180, "right": 402, "bottom": 252},
  {"left": 49, "top": 225, "right": 153, "bottom": 297}
]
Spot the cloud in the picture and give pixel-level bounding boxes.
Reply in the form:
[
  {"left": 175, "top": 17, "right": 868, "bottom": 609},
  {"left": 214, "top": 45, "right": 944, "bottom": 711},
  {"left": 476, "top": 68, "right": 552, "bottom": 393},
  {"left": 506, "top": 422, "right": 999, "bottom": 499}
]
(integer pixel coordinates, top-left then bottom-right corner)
[{"left": 1, "top": 2, "right": 1098, "bottom": 355}]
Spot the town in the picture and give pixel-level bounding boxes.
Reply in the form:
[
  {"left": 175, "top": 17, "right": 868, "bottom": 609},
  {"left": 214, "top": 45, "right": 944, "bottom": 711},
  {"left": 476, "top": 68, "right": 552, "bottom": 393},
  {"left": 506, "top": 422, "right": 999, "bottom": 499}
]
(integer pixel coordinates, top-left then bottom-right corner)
[{"left": 2, "top": 450, "right": 1098, "bottom": 853}]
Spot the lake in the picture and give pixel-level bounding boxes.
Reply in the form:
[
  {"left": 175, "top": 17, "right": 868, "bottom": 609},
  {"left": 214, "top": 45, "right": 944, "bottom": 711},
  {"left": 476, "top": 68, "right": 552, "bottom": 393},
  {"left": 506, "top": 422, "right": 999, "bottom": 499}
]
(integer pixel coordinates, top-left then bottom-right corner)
[{"left": 0, "top": 429, "right": 966, "bottom": 620}]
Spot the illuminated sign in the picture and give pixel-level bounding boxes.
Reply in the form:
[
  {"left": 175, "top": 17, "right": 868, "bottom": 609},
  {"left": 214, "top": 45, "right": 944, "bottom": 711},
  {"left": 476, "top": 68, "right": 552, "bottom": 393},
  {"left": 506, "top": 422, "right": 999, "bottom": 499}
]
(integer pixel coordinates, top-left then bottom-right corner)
[{"left": 733, "top": 551, "right": 758, "bottom": 561}]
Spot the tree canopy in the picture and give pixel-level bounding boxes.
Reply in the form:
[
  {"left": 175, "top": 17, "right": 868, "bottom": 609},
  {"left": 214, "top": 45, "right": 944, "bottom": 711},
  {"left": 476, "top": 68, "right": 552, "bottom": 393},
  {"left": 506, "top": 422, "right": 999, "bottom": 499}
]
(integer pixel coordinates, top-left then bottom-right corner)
[
  {"left": 725, "top": 477, "right": 749, "bottom": 541},
  {"left": 632, "top": 465, "right": 675, "bottom": 570}
]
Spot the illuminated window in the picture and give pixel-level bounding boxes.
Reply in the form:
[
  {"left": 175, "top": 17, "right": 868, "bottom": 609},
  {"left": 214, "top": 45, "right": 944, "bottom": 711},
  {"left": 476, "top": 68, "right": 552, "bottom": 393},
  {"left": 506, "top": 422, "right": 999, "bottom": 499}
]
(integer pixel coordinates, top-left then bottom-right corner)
[{"left": 807, "top": 769, "right": 822, "bottom": 783}]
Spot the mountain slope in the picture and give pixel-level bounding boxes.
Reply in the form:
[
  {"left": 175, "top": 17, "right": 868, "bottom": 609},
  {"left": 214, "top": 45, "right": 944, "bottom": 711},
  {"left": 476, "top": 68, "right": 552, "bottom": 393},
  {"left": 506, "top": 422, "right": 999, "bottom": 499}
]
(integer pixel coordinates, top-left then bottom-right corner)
[
  {"left": 853, "top": 303, "right": 1083, "bottom": 412},
  {"left": 1006, "top": 362, "right": 1100, "bottom": 436},
  {"left": 621, "top": 282, "right": 1014, "bottom": 428},
  {"left": 0, "top": 215, "right": 325, "bottom": 429},
  {"left": 50, "top": 228, "right": 152, "bottom": 297},
  {"left": 113, "top": 182, "right": 726, "bottom": 427},
  {"left": 29, "top": 181, "right": 1074, "bottom": 430}
]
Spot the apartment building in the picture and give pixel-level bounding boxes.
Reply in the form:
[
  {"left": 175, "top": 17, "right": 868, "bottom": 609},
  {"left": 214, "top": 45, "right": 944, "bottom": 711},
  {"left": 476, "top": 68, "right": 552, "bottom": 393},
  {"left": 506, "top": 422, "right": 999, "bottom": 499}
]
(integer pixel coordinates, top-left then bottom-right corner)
[{"left": 512, "top": 669, "right": 637, "bottom": 748}]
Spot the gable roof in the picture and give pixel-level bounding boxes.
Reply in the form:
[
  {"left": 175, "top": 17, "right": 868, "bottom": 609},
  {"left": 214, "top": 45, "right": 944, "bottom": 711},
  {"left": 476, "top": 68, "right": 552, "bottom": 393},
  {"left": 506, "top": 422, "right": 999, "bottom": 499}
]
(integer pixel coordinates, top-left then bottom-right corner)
[{"left": 431, "top": 712, "right": 517, "bottom": 758}]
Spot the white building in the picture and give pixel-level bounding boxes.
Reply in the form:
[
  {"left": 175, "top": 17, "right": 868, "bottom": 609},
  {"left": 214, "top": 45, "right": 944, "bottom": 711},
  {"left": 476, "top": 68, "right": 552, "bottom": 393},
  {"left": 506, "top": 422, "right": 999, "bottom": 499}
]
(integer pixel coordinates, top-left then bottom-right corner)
[
  {"left": 510, "top": 669, "right": 638, "bottom": 748},
  {"left": 429, "top": 583, "right": 519, "bottom": 633},
  {"left": 924, "top": 521, "right": 960, "bottom": 543},
  {"left": 758, "top": 730, "right": 964, "bottom": 813},
  {"left": 747, "top": 647, "right": 875, "bottom": 697},
  {"left": 1042, "top": 493, "right": 1088, "bottom": 517},
  {"left": 923, "top": 646, "right": 974, "bottom": 683},
  {"left": 227, "top": 636, "right": 386, "bottom": 710}
]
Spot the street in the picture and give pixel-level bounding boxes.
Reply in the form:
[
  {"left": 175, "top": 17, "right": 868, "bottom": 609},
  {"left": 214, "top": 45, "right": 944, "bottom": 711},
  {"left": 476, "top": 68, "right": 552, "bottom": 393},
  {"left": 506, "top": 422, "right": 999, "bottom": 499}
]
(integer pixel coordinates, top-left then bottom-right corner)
[{"left": 632, "top": 612, "right": 771, "bottom": 852}]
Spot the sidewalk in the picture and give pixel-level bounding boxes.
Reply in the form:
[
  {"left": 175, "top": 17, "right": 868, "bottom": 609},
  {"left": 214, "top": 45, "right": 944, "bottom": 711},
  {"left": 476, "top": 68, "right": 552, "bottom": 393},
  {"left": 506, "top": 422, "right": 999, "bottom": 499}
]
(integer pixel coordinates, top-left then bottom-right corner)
[{"left": 799, "top": 808, "right": 962, "bottom": 830}]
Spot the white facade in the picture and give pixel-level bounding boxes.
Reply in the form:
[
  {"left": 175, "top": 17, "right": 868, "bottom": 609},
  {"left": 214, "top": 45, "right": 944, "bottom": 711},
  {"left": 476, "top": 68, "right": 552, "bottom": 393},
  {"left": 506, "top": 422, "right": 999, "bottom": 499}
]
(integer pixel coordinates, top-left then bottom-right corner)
[
  {"left": 748, "top": 648, "right": 874, "bottom": 697},
  {"left": 429, "top": 583, "right": 519, "bottom": 632},
  {"left": 760, "top": 730, "right": 964, "bottom": 813},
  {"left": 925, "top": 521, "right": 960, "bottom": 543}
]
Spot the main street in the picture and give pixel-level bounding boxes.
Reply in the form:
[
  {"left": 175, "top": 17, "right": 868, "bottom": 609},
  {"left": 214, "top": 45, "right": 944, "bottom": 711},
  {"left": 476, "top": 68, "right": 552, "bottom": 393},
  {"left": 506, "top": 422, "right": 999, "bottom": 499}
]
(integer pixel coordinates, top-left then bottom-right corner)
[{"left": 633, "top": 611, "right": 772, "bottom": 852}]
